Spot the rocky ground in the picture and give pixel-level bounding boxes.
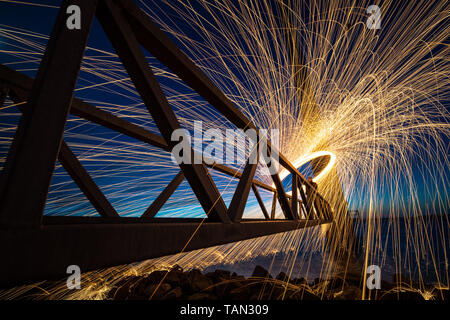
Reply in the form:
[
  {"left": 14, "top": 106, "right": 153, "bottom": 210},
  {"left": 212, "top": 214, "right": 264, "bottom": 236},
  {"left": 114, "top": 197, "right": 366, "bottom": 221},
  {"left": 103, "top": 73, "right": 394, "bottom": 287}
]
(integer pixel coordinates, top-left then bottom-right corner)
[{"left": 106, "top": 265, "right": 449, "bottom": 301}]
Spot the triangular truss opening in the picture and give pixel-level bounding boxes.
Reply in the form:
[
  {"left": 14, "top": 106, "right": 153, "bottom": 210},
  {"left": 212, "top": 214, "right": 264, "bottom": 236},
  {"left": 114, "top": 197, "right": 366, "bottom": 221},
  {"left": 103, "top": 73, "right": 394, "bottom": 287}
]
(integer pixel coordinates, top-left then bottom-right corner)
[{"left": 45, "top": 159, "right": 100, "bottom": 217}]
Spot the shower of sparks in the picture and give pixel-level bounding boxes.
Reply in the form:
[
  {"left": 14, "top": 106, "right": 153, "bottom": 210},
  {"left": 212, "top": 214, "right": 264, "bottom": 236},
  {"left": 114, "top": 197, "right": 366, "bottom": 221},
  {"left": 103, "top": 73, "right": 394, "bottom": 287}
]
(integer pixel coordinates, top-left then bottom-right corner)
[{"left": 0, "top": 0, "right": 448, "bottom": 300}]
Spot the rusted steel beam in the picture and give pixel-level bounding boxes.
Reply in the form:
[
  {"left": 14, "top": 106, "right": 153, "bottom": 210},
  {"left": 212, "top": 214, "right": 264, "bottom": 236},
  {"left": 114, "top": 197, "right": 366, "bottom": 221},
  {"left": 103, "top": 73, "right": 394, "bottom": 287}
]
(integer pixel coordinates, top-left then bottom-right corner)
[
  {"left": 252, "top": 184, "right": 270, "bottom": 220},
  {"left": 228, "top": 160, "right": 258, "bottom": 222},
  {"left": 0, "top": 0, "right": 98, "bottom": 229},
  {"left": 0, "top": 64, "right": 34, "bottom": 92},
  {"left": 320, "top": 198, "right": 330, "bottom": 220},
  {"left": 298, "top": 176, "right": 312, "bottom": 219},
  {"left": 0, "top": 87, "right": 9, "bottom": 108},
  {"left": 308, "top": 185, "right": 324, "bottom": 220},
  {"left": 291, "top": 173, "right": 298, "bottom": 218},
  {"left": 96, "top": 0, "right": 230, "bottom": 223},
  {"left": 141, "top": 171, "right": 184, "bottom": 218},
  {"left": 314, "top": 196, "right": 324, "bottom": 220},
  {"left": 58, "top": 141, "right": 119, "bottom": 218},
  {"left": 271, "top": 173, "right": 296, "bottom": 220},
  {"left": 41, "top": 216, "right": 275, "bottom": 224},
  {"left": 271, "top": 191, "right": 277, "bottom": 219},
  {"left": 71, "top": 99, "right": 169, "bottom": 151},
  {"left": 0, "top": 218, "right": 331, "bottom": 286}
]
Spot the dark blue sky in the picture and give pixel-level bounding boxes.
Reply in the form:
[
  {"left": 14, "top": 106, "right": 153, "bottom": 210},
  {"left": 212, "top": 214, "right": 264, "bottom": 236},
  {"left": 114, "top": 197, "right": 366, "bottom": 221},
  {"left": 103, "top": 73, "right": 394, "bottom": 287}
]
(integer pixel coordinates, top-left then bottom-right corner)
[{"left": 0, "top": 0, "right": 448, "bottom": 216}]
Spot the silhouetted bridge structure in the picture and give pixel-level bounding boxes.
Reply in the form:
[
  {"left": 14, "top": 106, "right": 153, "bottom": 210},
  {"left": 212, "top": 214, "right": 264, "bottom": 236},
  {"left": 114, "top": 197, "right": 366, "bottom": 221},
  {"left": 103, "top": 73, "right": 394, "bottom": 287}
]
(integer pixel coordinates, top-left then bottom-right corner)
[{"left": 0, "top": 0, "right": 334, "bottom": 286}]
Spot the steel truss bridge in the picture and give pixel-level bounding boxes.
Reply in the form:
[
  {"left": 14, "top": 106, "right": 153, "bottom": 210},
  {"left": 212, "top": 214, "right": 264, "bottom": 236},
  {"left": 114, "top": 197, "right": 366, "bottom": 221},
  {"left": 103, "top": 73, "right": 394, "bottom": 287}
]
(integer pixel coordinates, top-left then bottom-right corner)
[{"left": 0, "top": 0, "right": 335, "bottom": 286}]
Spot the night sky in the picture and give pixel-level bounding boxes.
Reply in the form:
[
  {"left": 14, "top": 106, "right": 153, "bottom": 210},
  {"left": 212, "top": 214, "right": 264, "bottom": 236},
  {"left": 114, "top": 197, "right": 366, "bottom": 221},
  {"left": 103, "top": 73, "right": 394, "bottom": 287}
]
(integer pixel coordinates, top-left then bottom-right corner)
[{"left": 0, "top": 0, "right": 448, "bottom": 217}]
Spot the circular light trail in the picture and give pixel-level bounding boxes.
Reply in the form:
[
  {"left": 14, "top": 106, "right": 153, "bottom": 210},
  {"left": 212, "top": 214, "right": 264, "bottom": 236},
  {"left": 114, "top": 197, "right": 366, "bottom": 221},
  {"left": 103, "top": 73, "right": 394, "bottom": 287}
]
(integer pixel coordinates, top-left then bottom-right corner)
[
  {"left": 286, "top": 151, "right": 336, "bottom": 183},
  {"left": 275, "top": 151, "right": 336, "bottom": 192}
]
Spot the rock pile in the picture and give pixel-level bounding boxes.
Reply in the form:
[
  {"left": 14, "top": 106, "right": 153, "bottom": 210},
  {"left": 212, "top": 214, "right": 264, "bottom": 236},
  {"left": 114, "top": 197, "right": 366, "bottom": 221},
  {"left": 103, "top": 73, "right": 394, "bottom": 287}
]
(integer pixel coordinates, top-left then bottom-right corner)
[{"left": 106, "top": 265, "right": 448, "bottom": 301}]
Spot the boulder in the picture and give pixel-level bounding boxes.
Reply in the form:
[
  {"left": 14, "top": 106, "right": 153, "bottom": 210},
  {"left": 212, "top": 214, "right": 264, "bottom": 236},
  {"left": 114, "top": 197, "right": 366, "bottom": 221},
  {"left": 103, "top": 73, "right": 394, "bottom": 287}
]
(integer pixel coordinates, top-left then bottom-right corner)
[
  {"left": 214, "top": 269, "right": 231, "bottom": 279},
  {"left": 291, "top": 277, "right": 307, "bottom": 286},
  {"left": 146, "top": 283, "right": 172, "bottom": 300},
  {"left": 311, "top": 278, "right": 329, "bottom": 292},
  {"left": 251, "top": 265, "right": 272, "bottom": 278},
  {"left": 188, "top": 269, "right": 214, "bottom": 292},
  {"left": 333, "top": 285, "right": 362, "bottom": 300},
  {"left": 111, "top": 284, "right": 132, "bottom": 300},
  {"left": 266, "top": 284, "right": 287, "bottom": 300},
  {"left": 131, "top": 276, "right": 154, "bottom": 297},
  {"left": 164, "top": 268, "right": 187, "bottom": 287},
  {"left": 327, "top": 277, "right": 347, "bottom": 291},
  {"left": 110, "top": 276, "right": 140, "bottom": 300},
  {"left": 162, "top": 286, "right": 183, "bottom": 300},
  {"left": 344, "top": 274, "right": 362, "bottom": 287},
  {"left": 205, "top": 269, "right": 231, "bottom": 284},
  {"left": 229, "top": 283, "right": 255, "bottom": 300},
  {"left": 146, "top": 270, "right": 167, "bottom": 283},
  {"left": 276, "top": 272, "right": 289, "bottom": 282},
  {"left": 213, "top": 279, "right": 243, "bottom": 298},
  {"left": 187, "top": 292, "right": 217, "bottom": 300}
]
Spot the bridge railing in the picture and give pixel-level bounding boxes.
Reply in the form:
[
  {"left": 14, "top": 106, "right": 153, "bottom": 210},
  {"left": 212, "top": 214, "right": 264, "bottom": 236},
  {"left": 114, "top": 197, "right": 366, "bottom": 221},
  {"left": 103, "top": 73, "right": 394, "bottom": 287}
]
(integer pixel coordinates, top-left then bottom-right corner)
[
  {"left": 0, "top": 63, "right": 332, "bottom": 223},
  {"left": 0, "top": 0, "right": 333, "bottom": 285}
]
